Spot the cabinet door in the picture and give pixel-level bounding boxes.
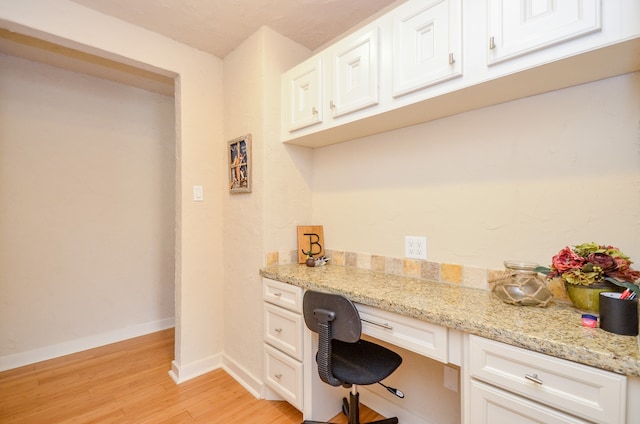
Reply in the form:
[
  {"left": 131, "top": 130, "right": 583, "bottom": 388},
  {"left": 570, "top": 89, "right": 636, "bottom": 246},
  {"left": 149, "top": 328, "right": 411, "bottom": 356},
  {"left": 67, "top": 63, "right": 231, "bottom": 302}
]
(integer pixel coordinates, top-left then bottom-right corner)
[
  {"left": 469, "top": 335, "right": 626, "bottom": 424},
  {"left": 330, "top": 28, "right": 379, "bottom": 118},
  {"left": 285, "top": 57, "right": 323, "bottom": 131},
  {"left": 392, "top": 0, "right": 462, "bottom": 97},
  {"left": 264, "top": 303, "right": 303, "bottom": 361},
  {"left": 470, "top": 380, "right": 589, "bottom": 424},
  {"left": 264, "top": 344, "right": 303, "bottom": 410},
  {"left": 488, "top": 0, "right": 602, "bottom": 64}
]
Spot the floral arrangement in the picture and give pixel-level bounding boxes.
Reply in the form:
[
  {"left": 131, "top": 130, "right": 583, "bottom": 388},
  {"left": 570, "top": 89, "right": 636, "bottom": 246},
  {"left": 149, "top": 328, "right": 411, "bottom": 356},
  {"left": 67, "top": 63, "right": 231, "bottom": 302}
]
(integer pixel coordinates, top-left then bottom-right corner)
[{"left": 536, "top": 242, "right": 640, "bottom": 293}]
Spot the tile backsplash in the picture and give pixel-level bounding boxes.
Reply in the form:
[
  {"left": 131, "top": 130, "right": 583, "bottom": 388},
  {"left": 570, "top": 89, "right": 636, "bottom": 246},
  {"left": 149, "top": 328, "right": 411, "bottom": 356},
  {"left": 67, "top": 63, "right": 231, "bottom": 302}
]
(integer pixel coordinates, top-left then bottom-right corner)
[{"left": 264, "top": 248, "right": 570, "bottom": 302}]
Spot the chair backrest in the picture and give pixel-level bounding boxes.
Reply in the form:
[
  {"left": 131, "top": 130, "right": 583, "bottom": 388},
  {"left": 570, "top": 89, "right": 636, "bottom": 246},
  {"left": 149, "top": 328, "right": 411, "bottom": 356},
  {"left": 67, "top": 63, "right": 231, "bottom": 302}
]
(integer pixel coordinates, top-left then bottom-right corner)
[
  {"left": 303, "top": 290, "right": 361, "bottom": 342},
  {"left": 302, "top": 290, "right": 362, "bottom": 387}
]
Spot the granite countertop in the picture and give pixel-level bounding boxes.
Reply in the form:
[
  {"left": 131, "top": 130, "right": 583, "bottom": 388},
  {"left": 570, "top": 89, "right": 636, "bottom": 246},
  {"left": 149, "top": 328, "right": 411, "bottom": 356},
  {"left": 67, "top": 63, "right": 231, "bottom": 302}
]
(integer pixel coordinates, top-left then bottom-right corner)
[{"left": 260, "top": 264, "right": 640, "bottom": 377}]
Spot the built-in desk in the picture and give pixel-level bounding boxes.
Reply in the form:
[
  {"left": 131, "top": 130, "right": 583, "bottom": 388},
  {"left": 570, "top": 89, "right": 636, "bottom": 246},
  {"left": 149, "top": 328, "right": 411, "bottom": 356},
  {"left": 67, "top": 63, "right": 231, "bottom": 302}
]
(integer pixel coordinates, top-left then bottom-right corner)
[{"left": 260, "top": 264, "right": 640, "bottom": 423}]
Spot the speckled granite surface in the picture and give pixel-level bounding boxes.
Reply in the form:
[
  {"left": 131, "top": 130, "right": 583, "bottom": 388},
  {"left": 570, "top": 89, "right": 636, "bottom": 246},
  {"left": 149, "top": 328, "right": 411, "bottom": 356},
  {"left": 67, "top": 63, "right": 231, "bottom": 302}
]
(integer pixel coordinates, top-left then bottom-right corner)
[{"left": 260, "top": 264, "right": 640, "bottom": 377}]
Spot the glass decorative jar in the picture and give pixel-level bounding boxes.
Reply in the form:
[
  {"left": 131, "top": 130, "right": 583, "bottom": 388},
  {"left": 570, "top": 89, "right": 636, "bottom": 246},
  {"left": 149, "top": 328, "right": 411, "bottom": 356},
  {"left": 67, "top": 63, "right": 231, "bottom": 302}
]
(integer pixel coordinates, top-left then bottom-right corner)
[{"left": 491, "top": 261, "right": 553, "bottom": 307}]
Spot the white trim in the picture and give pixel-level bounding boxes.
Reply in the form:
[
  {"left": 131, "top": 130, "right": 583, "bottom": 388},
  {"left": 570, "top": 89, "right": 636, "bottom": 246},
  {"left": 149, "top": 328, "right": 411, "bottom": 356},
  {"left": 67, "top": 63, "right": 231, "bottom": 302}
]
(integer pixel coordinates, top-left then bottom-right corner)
[
  {"left": 222, "top": 353, "right": 263, "bottom": 399},
  {"left": 0, "top": 318, "right": 175, "bottom": 372},
  {"left": 168, "top": 353, "right": 223, "bottom": 384}
]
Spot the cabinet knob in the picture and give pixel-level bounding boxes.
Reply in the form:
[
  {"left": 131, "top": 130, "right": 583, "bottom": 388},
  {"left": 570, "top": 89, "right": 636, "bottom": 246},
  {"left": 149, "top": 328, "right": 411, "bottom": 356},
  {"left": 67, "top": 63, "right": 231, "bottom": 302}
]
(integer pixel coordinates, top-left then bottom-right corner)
[
  {"left": 273, "top": 292, "right": 282, "bottom": 297},
  {"left": 274, "top": 328, "right": 283, "bottom": 333},
  {"left": 311, "top": 107, "right": 318, "bottom": 115},
  {"left": 274, "top": 373, "right": 282, "bottom": 379},
  {"left": 489, "top": 36, "right": 496, "bottom": 50},
  {"left": 330, "top": 101, "right": 335, "bottom": 110}
]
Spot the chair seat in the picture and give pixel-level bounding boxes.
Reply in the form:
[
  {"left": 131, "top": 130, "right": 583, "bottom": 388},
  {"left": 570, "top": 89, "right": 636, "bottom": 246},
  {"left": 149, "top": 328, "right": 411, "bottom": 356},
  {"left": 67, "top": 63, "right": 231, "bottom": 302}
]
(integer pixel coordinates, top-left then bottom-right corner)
[{"left": 330, "top": 339, "right": 402, "bottom": 386}]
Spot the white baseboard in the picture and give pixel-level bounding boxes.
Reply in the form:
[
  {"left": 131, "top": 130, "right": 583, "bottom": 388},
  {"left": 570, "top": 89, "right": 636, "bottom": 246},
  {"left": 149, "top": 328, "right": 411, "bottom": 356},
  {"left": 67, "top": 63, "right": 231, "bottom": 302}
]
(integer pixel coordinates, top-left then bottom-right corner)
[
  {"left": 222, "top": 353, "right": 263, "bottom": 399},
  {"left": 0, "top": 318, "right": 175, "bottom": 372},
  {"left": 168, "top": 353, "right": 223, "bottom": 384}
]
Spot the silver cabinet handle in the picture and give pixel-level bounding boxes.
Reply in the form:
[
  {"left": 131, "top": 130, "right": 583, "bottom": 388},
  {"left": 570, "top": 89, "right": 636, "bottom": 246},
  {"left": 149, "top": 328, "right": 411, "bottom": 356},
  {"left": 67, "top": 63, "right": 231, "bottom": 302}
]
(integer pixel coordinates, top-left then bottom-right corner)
[
  {"left": 361, "top": 318, "right": 393, "bottom": 330},
  {"left": 311, "top": 107, "right": 318, "bottom": 115},
  {"left": 449, "top": 53, "right": 455, "bottom": 64},
  {"left": 525, "top": 373, "right": 543, "bottom": 385},
  {"left": 489, "top": 36, "right": 496, "bottom": 50}
]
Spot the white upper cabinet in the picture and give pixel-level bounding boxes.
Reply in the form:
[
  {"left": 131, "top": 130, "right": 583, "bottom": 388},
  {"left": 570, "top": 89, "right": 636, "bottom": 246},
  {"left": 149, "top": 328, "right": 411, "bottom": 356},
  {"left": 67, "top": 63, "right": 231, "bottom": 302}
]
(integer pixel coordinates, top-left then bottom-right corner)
[
  {"left": 331, "top": 28, "right": 379, "bottom": 117},
  {"left": 282, "top": 26, "right": 380, "bottom": 138},
  {"left": 487, "top": 0, "right": 602, "bottom": 65},
  {"left": 392, "top": 0, "right": 462, "bottom": 97},
  {"left": 281, "top": 0, "right": 640, "bottom": 148},
  {"left": 284, "top": 57, "right": 323, "bottom": 132}
]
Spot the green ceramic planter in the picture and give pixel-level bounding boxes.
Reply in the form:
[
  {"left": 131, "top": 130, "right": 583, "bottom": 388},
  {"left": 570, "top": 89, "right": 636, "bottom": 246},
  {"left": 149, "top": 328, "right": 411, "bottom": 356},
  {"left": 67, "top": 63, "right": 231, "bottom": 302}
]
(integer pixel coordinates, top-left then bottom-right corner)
[{"left": 565, "top": 281, "right": 623, "bottom": 314}]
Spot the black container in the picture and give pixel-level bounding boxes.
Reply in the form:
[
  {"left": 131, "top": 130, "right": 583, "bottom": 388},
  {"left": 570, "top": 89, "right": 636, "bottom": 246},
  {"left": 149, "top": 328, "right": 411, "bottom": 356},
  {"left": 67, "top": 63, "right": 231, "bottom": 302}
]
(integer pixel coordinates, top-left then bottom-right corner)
[{"left": 599, "top": 292, "right": 639, "bottom": 336}]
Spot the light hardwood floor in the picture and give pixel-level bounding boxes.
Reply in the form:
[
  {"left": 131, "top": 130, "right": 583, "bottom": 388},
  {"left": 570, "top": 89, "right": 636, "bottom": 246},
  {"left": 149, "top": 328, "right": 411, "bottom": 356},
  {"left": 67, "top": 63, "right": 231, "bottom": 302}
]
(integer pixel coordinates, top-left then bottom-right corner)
[{"left": 0, "top": 329, "right": 384, "bottom": 423}]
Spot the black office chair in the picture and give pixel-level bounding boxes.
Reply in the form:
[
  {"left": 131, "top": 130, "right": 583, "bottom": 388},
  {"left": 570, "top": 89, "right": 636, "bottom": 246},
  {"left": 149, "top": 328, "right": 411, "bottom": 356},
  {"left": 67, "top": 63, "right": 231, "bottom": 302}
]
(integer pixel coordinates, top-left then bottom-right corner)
[{"left": 302, "top": 290, "right": 403, "bottom": 424}]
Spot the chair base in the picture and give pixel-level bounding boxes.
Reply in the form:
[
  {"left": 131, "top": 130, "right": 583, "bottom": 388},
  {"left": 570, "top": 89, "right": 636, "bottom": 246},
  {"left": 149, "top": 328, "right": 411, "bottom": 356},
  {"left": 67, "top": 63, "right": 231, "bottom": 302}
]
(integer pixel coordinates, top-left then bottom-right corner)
[{"left": 301, "top": 390, "right": 398, "bottom": 424}]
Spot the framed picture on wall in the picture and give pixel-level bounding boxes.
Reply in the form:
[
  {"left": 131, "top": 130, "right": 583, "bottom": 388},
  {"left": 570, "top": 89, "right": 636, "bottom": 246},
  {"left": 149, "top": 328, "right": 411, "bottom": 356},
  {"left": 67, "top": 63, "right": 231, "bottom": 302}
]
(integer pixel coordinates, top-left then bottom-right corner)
[{"left": 228, "top": 134, "right": 251, "bottom": 193}]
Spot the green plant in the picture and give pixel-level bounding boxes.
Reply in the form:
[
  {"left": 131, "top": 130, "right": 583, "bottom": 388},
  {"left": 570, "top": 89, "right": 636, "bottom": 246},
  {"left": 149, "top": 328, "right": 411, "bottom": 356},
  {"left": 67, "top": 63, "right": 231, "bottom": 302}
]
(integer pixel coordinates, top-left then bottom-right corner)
[{"left": 535, "top": 243, "right": 640, "bottom": 295}]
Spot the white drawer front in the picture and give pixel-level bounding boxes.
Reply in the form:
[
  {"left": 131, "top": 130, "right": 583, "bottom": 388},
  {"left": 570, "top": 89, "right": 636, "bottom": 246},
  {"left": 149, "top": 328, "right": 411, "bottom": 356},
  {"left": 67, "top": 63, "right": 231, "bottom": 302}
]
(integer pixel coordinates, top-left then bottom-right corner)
[
  {"left": 469, "top": 335, "right": 626, "bottom": 424},
  {"left": 264, "top": 344, "right": 303, "bottom": 410},
  {"left": 356, "top": 303, "right": 448, "bottom": 363},
  {"left": 263, "top": 278, "right": 303, "bottom": 313},
  {"left": 264, "top": 303, "right": 303, "bottom": 361},
  {"left": 470, "top": 380, "right": 589, "bottom": 424}
]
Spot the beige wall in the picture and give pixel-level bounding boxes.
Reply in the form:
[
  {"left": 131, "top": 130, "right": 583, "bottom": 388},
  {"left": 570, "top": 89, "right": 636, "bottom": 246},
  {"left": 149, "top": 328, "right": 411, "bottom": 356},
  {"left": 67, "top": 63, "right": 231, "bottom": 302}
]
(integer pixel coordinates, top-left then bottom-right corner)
[
  {"left": 0, "top": 0, "right": 225, "bottom": 380},
  {"left": 222, "top": 26, "right": 312, "bottom": 394},
  {"left": 0, "top": 53, "right": 175, "bottom": 365},
  {"left": 312, "top": 72, "right": 640, "bottom": 271}
]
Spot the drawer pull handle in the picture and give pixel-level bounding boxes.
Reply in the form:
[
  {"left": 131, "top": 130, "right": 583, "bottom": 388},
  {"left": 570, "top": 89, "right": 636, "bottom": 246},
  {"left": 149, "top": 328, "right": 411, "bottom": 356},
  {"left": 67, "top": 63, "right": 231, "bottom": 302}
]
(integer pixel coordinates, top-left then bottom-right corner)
[
  {"left": 274, "top": 328, "right": 283, "bottom": 333},
  {"left": 274, "top": 373, "right": 282, "bottom": 379},
  {"left": 525, "top": 373, "right": 543, "bottom": 385},
  {"left": 273, "top": 292, "right": 282, "bottom": 297},
  {"left": 489, "top": 36, "right": 496, "bottom": 50},
  {"left": 361, "top": 318, "right": 393, "bottom": 330}
]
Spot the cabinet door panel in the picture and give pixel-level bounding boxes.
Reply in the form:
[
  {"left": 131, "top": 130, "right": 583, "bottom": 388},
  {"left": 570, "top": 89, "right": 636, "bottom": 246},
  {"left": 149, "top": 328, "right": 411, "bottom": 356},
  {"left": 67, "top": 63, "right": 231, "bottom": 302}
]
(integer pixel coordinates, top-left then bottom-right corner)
[
  {"left": 470, "top": 380, "right": 589, "bottom": 424},
  {"left": 488, "top": 0, "right": 602, "bottom": 64},
  {"left": 264, "top": 303, "right": 303, "bottom": 361},
  {"left": 331, "top": 28, "right": 379, "bottom": 118},
  {"left": 393, "top": 0, "right": 462, "bottom": 97},
  {"left": 286, "top": 57, "right": 323, "bottom": 131}
]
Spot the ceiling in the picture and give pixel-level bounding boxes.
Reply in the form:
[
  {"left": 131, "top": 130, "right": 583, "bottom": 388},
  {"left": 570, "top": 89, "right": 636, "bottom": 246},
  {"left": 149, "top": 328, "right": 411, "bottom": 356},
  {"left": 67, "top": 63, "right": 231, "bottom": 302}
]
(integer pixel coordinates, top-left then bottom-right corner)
[
  {"left": 0, "top": 0, "right": 400, "bottom": 96},
  {"left": 68, "top": 0, "right": 400, "bottom": 58}
]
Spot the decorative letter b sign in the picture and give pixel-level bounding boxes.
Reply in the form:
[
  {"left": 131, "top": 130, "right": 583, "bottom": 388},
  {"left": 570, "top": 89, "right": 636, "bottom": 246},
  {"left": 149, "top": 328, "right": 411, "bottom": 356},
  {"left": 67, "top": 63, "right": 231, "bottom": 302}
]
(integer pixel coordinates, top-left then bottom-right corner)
[{"left": 297, "top": 226, "right": 324, "bottom": 263}]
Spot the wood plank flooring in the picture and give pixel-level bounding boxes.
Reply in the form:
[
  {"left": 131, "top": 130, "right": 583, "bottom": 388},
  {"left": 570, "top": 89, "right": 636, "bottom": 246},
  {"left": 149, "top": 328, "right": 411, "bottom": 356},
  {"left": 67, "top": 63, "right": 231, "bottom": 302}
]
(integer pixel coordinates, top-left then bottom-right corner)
[{"left": 0, "top": 329, "right": 384, "bottom": 423}]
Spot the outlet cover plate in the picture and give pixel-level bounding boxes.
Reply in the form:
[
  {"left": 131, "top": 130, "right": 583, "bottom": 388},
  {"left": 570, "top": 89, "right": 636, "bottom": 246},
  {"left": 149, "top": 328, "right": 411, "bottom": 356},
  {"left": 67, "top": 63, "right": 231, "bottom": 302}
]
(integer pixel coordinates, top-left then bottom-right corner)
[{"left": 405, "top": 236, "right": 427, "bottom": 260}]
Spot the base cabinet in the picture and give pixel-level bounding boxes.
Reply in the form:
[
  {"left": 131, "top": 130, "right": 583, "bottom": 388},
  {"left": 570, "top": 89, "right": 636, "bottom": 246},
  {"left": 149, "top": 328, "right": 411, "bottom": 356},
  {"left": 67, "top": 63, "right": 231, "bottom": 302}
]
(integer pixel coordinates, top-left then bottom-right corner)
[
  {"left": 263, "top": 278, "right": 304, "bottom": 410},
  {"left": 468, "top": 335, "right": 627, "bottom": 424}
]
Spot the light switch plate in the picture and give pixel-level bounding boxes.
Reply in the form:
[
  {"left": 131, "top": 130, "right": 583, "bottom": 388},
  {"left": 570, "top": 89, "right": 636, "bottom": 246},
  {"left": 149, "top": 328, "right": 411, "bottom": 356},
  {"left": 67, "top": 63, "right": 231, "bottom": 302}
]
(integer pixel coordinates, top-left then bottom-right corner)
[{"left": 193, "top": 185, "right": 203, "bottom": 201}]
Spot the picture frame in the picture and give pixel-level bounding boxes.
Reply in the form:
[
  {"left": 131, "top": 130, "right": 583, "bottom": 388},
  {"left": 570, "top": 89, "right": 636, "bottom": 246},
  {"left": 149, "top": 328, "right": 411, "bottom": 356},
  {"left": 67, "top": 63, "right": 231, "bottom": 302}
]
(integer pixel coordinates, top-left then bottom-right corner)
[{"left": 228, "top": 134, "right": 251, "bottom": 193}]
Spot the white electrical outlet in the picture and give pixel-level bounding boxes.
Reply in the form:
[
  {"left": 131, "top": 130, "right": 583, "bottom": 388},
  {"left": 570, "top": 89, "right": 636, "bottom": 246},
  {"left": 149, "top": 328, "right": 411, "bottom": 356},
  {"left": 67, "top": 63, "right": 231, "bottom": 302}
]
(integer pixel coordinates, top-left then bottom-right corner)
[{"left": 405, "top": 236, "right": 427, "bottom": 260}]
